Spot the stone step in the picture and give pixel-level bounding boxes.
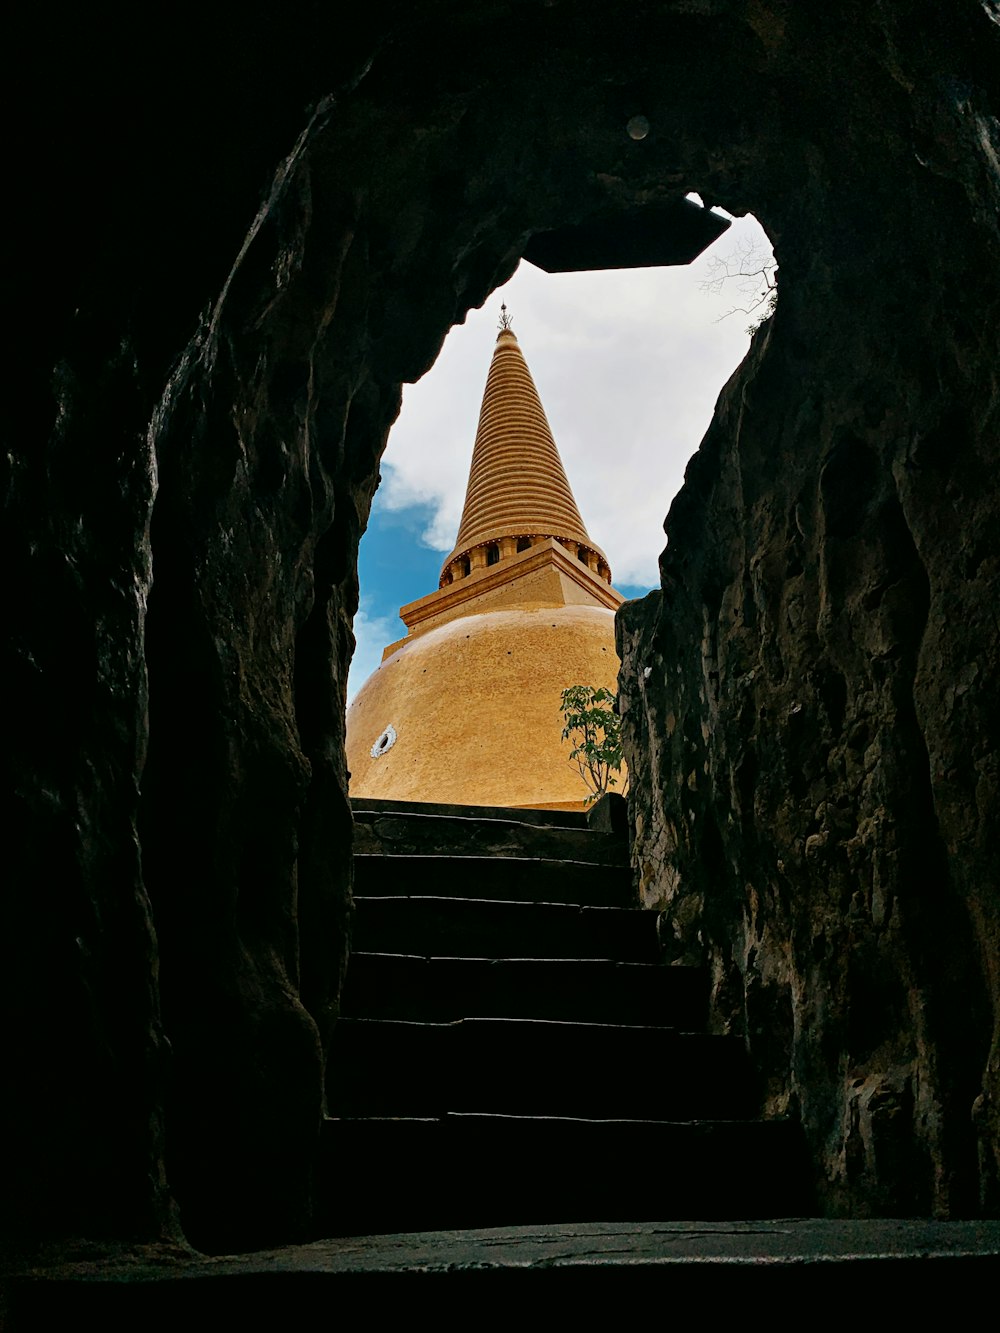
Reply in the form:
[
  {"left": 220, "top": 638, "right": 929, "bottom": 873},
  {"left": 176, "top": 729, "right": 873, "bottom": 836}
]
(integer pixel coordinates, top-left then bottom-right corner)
[
  {"left": 352, "top": 895, "right": 659, "bottom": 961},
  {"left": 340, "top": 952, "right": 706, "bottom": 1027},
  {"left": 352, "top": 796, "right": 590, "bottom": 829},
  {"left": 354, "top": 808, "right": 628, "bottom": 866},
  {"left": 353, "top": 854, "right": 633, "bottom": 906},
  {"left": 317, "top": 1114, "right": 813, "bottom": 1236},
  {"left": 17, "top": 1221, "right": 1000, "bottom": 1321},
  {"left": 328, "top": 1017, "right": 754, "bottom": 1119}
]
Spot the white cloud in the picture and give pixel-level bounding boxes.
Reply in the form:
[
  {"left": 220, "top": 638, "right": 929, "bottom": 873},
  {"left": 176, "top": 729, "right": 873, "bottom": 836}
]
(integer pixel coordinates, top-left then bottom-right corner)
[
  {"left": 347, "top": 603, "right": 400, "bottom": 704},
  {"left": 376, "top": 212, "right": 773, "bottom": 591}
]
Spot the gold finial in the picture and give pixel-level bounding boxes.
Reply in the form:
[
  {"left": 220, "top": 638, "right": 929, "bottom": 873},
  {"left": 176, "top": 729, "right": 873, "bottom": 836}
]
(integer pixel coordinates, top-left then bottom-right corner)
[{"left": 498, "top": 303, "right": 513, "bottom": 331}]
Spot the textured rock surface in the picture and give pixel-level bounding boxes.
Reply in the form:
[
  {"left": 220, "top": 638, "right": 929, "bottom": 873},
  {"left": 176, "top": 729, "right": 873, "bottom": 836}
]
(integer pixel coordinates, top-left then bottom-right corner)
[
  {"left": 4, "top": 0, "right": 998, "bottom": 1260},
  {"left": 8, "top": 1220, "right": 1000, "bottom": 1326},
  {"left": 618, "top": 16, "right": 1000, "bottom": 1215}
]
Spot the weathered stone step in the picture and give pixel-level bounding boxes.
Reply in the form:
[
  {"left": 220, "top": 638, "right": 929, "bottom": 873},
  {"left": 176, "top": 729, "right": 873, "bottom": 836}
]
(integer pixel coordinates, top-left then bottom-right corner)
[
  {"left": 17, "top": 1221, "right": 1000, "bottom": 1321},
  {"left": 354, "top": 809, "right": 627, "bottom": 866},
  {"left": 328, "top": 1017, "right": 753, "bottom": 1119},
  {"left": 340, "top": 952, "right": 706, "bottom": 1027},
  {"left": 353, "top": 854, "right": 633, "bottom": 906},
  {"left": 352, "top": 895, "right": 659, "bottom": 961},
  {"left": 317, "top": 1114, "right": 812, "bottom": 1236},
  {"left": 352, "top": 796, "right": 591, "bottom": 828}
]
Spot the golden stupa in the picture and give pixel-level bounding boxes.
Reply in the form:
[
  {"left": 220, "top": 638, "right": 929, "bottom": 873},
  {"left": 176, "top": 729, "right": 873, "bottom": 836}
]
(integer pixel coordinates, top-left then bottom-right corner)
[{"left": 346, "top": 309, "right": 624, "bottom": 809}]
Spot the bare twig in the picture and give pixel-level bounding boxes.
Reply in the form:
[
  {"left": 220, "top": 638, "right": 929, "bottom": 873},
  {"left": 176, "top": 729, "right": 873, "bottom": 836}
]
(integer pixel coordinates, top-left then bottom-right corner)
[{"left": 700, "top": 236, "right": 778, "bottom": 332}]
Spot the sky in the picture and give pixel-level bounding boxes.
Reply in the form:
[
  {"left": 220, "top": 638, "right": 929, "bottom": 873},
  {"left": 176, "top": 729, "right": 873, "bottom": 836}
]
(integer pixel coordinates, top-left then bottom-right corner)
[{"left": 350, "top": 207, "right": 773, "bottom": 700}]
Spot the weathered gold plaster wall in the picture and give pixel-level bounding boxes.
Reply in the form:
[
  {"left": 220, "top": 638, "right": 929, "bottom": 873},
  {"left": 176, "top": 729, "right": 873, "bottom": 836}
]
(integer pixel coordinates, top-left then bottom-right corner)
[{"left": 346, "top": 604, "right": 623, "bottom": 808}]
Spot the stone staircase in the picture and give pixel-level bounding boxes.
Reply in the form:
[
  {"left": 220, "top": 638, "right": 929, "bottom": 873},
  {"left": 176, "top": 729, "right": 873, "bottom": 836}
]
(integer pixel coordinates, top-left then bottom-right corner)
[
  {"left": 318, "top": 797, "right": 811, "bottom": 1236},
  {"left": 13, "top": 800, "right": 999, "bottom": 1320}
]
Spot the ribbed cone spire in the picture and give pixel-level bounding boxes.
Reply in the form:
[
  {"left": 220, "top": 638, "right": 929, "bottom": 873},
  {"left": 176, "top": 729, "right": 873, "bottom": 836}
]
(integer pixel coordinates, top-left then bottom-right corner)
[{"left": 441, "top": 326, "right": 608, "bottom": 579}]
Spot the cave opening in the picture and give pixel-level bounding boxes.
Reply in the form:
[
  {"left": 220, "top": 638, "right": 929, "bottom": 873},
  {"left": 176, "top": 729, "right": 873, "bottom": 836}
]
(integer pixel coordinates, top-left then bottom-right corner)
[
  {"left": 349, "top": 209, "right": 776, "bottom": 707},
  {"left": 134, "top": 53, "right": 799, "bottom": 1239}
]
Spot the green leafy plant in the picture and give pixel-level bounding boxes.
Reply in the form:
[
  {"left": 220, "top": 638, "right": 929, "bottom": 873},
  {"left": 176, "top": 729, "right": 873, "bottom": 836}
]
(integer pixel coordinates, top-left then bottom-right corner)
[{"left": 559, "top": 685, "right": 628, "bottom": 805}]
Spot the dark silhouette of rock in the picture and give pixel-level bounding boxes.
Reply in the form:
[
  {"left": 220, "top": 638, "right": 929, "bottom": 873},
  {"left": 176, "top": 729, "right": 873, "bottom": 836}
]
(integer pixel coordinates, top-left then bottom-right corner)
[
  {"left": 617, "top": 50, "right": 1000, "bottom": 1212},
  {"left": 3, "top": 0, "right": 998, "bottom": 1265}
]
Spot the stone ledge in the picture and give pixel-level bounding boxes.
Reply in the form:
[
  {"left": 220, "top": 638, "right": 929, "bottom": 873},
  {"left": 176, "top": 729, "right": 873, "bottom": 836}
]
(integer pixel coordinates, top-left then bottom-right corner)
[
  {"left": 16, "top": 1218, "right": 1000, "bottom": 1277},
  {"left": 586, "top": 792, "right": 628, "bottom": 835},
  {"left": 351, "top": 797, "right": 590, "bottom": 829},
  {"left": 9, "top": 1219, "right": 1000, "bottom": 1324}
]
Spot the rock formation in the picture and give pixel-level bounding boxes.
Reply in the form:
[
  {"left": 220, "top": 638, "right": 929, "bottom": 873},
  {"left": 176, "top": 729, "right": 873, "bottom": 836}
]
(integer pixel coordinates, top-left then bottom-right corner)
[
  {"left": 618, "top": 33, "right": 1000, "bottom": 1211},
  {"left": 4, "top": 0, "right": 998, "bottom": 1258}
]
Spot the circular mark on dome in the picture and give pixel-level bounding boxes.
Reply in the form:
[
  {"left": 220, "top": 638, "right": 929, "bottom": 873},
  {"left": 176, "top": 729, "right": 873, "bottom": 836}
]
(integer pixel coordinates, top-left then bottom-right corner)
[{"left": 370, "top": 724, "right": 398, "bottom": 758}]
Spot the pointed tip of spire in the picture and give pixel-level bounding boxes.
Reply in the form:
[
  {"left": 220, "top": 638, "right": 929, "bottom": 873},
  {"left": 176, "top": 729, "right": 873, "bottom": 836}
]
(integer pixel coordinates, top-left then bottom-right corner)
[
  {"left": 497, "top": 302, "right": 515, "bottom": 337},
  {"left": 440, "top": 311, "right": 611, "bottom": 587}
]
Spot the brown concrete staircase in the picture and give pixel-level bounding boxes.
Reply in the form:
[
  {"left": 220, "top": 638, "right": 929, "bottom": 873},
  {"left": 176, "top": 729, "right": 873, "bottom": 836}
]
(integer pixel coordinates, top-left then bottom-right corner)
[{"left": 318, "top": 796, "right": 812, "bottom": 1236}]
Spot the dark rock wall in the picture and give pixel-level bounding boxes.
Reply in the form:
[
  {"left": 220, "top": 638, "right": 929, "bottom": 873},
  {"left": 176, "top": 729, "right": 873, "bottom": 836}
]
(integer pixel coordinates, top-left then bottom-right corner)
[
  {"left": 4, "top": 0, "right": 998, "bottom": 1256},
  {"left": 136, "top": 130, "right": 364, "bottom": 1249},
  {"left": 619, "top": 14, "right": 1000, "bottom": 1215},
  {"left": 5, "top": 2, "right": 385, "bottom": 1254}
]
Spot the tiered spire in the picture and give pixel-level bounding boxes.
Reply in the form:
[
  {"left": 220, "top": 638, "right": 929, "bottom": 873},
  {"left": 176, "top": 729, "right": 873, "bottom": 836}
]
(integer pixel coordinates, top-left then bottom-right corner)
[{"left": 440, "top": 314, "right": 609, "bottom": 583}]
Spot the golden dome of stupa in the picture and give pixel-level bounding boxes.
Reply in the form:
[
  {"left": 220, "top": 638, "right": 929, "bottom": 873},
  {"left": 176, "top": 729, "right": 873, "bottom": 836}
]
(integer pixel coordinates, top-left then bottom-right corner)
[{"left": 346, "top": 310, "right": 625, "bottom": 810}]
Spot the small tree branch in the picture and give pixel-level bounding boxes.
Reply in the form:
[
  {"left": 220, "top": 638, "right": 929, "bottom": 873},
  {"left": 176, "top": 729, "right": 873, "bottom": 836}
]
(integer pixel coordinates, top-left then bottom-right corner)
[{"left": 700, "top": 236, "right": 778, "bottom": 329}]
